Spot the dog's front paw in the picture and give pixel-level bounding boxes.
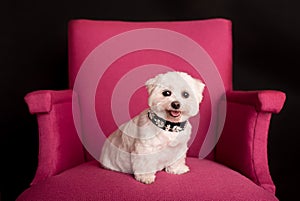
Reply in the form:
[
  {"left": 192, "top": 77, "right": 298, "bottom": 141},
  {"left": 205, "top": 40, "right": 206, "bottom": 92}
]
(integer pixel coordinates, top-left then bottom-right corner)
[
  {"left": 166, "top": 164, "right": 190, "bottom": 175},
  {"left": 134, "top": 173, "right": 156, "bottom": 184}
]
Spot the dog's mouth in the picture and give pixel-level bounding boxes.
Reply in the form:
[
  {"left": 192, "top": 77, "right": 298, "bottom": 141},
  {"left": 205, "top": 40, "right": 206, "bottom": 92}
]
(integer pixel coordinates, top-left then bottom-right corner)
[{"left": 167, "top": 110, "right": 182, "bottom": 118}]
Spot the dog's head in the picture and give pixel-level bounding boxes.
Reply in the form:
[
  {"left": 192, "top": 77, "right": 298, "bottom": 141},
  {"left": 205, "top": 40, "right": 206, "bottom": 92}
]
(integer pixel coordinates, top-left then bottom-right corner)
[{"left": 145, "top": 71, "right": 205, "bottom": 122}]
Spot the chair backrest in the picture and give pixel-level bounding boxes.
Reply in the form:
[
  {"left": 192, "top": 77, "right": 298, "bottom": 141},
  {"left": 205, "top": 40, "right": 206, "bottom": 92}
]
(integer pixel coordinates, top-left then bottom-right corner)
[{"left": 68, "top": 19, "right": 232, "bottom": 160}]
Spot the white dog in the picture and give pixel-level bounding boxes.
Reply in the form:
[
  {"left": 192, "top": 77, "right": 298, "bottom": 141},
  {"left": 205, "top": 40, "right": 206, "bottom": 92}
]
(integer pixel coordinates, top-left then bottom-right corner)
[{"left": 100, "top": 71, "right": 205, "bottom": 184}]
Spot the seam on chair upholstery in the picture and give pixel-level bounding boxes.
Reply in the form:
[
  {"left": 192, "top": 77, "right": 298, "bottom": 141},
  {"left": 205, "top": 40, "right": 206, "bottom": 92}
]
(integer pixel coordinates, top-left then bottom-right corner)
[{"left": 251, "top": 110, "right": 261, "bottom": 186}]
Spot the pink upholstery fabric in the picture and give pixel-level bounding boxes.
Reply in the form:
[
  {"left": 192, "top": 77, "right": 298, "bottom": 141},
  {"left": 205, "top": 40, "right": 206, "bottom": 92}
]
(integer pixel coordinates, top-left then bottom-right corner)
[
  {"left": 68, "top": 19, "right": 233, "bottom": 89},
  {"left": 24, "top": 90, "right": 85, "bottom": 185},
  {"left": 68, "top": 18, "right": 233, "bottom": 159},
  {"left": 216, "top": 90, "right": 286, "bottom": 193},
  {"left": 17, "top": 158, "right": 278, "bottom": 201},
  {"left": 226, "top": 90, "right": 286, "bottom": 113}
]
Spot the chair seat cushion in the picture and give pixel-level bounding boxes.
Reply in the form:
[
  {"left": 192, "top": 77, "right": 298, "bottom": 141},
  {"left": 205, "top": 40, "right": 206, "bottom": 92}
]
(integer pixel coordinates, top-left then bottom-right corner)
[{"left": 17, "top": 157, "right": 278, "bottom": 201}]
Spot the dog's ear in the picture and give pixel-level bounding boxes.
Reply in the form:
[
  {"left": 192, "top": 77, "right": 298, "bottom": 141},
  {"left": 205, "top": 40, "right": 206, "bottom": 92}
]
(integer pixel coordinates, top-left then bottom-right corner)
[
  {"left": 193, "top": 79, "right": 205, "bottom": 103},
  {"left": 145, "top": 77, "right": 157, "bottom": 95}
]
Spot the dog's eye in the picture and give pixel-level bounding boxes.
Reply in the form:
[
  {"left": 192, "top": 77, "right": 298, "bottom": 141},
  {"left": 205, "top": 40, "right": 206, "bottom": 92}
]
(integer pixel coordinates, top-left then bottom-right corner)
[
  {"left": 182, "top": 91, "right": 189, "bottom": 98},
  {"left": 162, "top": 90, "right": 172, "bottom": 97}
]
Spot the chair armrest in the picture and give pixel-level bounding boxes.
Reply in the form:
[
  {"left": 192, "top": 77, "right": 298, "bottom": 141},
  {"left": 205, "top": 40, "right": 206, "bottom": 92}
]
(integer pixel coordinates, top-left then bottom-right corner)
[
  {"left": 215, "top": 90, "right": 286, "bottom": 194},
  {"left": 25, "top": 90, "right": 75, "bottom": 114},
  {"left": 226, "top": 90, "right": 286, "bottom": 113},
  {"left": 25, "top": 90, "right": 85, "bottom": 185}
]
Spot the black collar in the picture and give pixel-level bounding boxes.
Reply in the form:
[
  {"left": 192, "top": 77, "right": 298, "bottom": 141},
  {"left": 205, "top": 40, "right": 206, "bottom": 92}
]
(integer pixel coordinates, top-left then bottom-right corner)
[{"left": 148, "top": 110, "right": 187, "bottom": 132}]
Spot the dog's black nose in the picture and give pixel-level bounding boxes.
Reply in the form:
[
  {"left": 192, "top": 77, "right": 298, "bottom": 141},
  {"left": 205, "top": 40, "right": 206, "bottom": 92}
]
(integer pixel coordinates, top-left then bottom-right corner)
[{"left": 171, "top": 101, "right": 181, "bottom": 109}]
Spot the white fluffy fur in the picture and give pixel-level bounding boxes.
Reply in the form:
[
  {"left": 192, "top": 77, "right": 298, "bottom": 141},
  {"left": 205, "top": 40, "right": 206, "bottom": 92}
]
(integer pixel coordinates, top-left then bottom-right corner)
[{"left": 100, "top": 71, "right": 205, "bottom": 184}]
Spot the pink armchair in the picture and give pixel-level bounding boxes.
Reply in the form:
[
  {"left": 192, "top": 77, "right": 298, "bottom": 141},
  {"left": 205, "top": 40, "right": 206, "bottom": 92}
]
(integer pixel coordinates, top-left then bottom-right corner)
[{"left": 17, "top": 19, "right": 285, "bottom": 201}]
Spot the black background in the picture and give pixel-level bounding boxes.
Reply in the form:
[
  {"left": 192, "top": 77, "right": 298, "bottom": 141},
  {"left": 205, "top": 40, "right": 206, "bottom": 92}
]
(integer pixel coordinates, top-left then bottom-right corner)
[{"left": 2, "top": 0, "right": 299, "bottom": 200}]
